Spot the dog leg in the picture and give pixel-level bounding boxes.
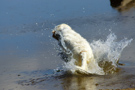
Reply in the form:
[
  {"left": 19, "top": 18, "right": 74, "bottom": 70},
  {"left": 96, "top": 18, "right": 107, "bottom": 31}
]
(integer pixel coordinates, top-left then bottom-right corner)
[{"left": 80, "top": 51, "right": 88, "bottom": 70}]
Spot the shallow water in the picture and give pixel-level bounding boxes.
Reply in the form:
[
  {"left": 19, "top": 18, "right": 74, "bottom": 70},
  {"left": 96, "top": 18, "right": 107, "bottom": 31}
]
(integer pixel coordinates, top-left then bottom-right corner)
[{"left": 0, "top": 0, "right": 135, "bottom": 90}]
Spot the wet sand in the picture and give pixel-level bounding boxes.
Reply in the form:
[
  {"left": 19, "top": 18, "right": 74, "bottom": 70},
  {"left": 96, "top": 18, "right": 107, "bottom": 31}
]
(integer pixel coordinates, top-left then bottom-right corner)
[{"left": 0, "top": 0, "right": 135, "bottom": 90}]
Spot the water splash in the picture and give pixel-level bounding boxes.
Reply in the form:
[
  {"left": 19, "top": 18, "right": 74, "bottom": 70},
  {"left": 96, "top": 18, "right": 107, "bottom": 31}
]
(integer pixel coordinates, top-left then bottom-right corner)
[
  {"left": 90, "top": 33, "right": 133, "bottom": 74},
  {"left": 57, "top": 33, "right": 133, "bottom": 75}
]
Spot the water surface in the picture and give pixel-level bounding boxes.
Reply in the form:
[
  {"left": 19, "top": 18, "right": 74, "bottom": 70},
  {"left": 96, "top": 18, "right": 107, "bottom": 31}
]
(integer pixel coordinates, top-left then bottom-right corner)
[{"left": 0, "top": 0, "right": 135, "bottom": 90}]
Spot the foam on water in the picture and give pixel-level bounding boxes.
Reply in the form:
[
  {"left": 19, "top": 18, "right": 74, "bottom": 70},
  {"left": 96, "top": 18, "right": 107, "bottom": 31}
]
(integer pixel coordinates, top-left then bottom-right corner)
[{"left": 55, "top": 32, "right": 133, "bottom": 75}]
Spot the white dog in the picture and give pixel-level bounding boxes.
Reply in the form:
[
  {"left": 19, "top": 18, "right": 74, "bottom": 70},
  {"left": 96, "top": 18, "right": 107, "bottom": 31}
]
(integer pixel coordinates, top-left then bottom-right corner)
[{"left": 52, "top": 24, "right": 100, "bottom": 72}]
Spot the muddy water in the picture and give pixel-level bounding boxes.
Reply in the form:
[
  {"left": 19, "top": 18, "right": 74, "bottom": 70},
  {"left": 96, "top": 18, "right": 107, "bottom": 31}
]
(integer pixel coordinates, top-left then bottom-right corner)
[{"left": 0, "top": 0, "right": 135, "bottom": 90}]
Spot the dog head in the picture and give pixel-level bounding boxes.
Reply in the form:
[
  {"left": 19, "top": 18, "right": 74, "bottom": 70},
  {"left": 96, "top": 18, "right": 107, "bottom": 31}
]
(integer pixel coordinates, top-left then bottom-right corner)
[{"left": 52, "top": 24, "right": 72, "bottom": 40}]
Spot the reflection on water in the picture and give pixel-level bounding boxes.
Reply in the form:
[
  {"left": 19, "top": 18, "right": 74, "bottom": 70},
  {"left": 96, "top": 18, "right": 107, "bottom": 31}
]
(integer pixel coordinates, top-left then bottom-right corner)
[
  {"left": 62, "top": 75, "right": 96, "bottom": 90},
  {"left": 110, "top": 0, "right": 135, "bottom": 12},
  {"left": 17, "top": 67, "right": 135, "bottom": 90},
  {"left": 18, "top": 70, "right": 97, "bottom": 90}
]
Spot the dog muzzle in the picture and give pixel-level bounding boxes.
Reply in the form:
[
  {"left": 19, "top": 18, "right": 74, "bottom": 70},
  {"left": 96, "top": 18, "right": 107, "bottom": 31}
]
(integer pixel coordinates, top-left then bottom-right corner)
[{"left": 52, "top": 31, "right": 60, "bottom": 40}]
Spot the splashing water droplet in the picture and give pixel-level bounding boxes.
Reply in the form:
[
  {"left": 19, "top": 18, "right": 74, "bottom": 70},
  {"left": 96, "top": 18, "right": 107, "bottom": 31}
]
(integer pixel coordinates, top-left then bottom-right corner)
[{"left": 90, "top": 33, "right": 133, "bottom": 74}]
